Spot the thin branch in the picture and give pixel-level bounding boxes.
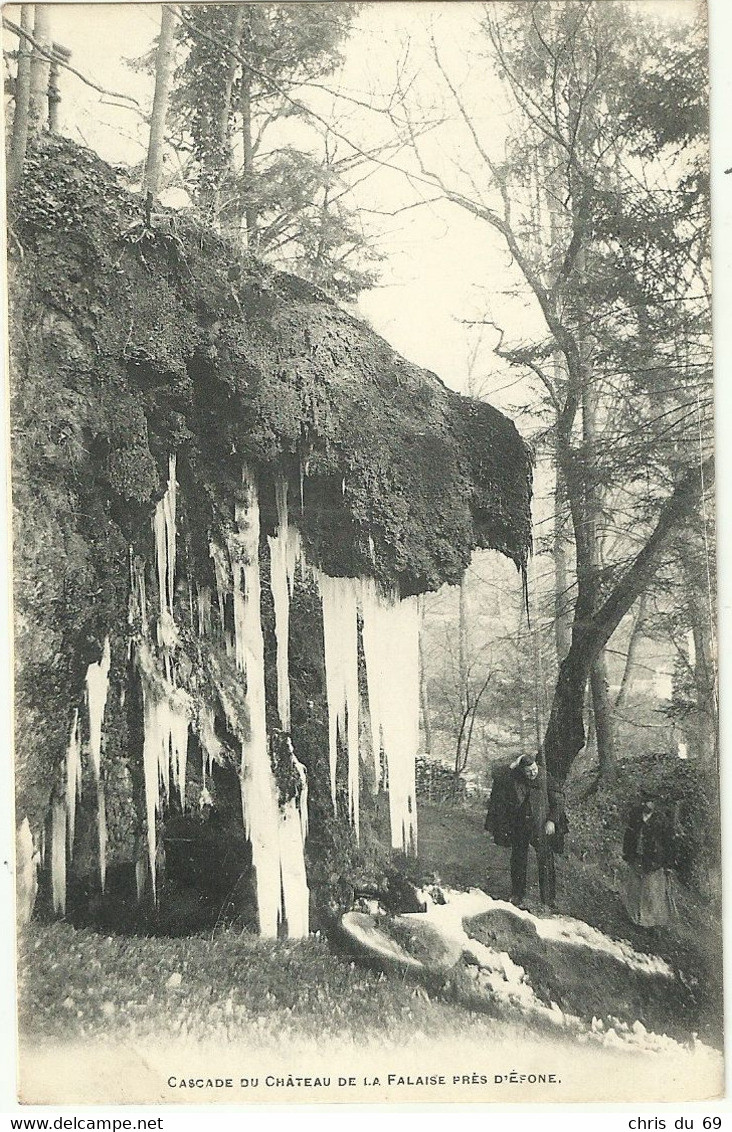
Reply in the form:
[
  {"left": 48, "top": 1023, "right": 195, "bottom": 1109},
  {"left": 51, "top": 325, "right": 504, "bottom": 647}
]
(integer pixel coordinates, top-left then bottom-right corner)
[{"left": 3, "top": 17, "right": 142, "bottom": 106}]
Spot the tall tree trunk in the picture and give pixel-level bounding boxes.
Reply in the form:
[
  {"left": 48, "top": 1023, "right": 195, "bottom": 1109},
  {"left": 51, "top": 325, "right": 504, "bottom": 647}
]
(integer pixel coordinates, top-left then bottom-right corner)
[
  {"left": 240, "top": 67, "right": 258, "bottom": 248},
  {"left": 47, "top": 43, "right": 70, "bottom": 134},
  {"left": 584, "top": 687, "right": 596, "bottom": 762},
  {"left": 210, "top": 5, "right": 244, "bottom": 224},
  {"left": 614, "top": 592, "right": 647, "bottom": 712},
  {"left": 543, "top": 460, "right": 712, "bottom": 782},
  {"left": 7, "top": 5, "right": 34, "bottom": 196},
  {"left": 590, "top": 659, "right": 614, "bottom": 780},
  {"left": 516, "top": 609, "right": 527, "bottom": 751},
  {"left": 143, "top": 4, "right": 176, "bottom": 202},
  {"left": 47, "top": 51, "right": 61, "bottom": 134},
  {"left": 28, "top": 5, "right": 51, "bottom": 137}
]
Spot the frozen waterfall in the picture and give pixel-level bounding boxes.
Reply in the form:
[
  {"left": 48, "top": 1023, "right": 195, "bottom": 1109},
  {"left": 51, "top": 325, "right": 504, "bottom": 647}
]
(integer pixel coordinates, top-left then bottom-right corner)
[{"left": 136, "top": 460, "right": 194, "bottom": 899}]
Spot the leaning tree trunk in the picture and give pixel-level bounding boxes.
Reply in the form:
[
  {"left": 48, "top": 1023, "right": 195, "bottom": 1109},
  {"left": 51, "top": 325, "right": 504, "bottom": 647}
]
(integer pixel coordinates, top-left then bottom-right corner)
[
  {"left": 543, "top": 460, "right": 713, "bottom": 782},
  {"left": 590, "top": 659, "right": 615, "bottom": 780},
  {"left": 7, "top": 6, "right": 34, "bottom": 196},
  {"left": 143, "top": 4, "right": 176, "bottom": 202}
]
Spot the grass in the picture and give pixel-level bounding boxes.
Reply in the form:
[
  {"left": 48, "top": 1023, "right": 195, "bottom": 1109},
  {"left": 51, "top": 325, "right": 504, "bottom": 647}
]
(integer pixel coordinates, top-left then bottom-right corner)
[
  {"left": 18, "top": 800, "right": 723, "bottom": 1051},
  {"left": 18, "top": 919, "right": 522, "bottom": 1052}
]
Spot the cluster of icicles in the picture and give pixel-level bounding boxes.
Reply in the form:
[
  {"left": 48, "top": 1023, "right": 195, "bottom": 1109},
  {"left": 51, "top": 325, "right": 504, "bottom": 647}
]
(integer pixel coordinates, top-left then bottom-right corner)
[{"left": 43, "top": 457, "right": 421, "bottom": 939}]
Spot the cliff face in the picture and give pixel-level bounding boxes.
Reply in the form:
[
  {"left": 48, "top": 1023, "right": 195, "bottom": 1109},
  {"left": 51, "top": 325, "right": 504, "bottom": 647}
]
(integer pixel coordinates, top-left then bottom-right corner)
[{"left": 9, "top": 139, "right": 532, "bottom": 935}]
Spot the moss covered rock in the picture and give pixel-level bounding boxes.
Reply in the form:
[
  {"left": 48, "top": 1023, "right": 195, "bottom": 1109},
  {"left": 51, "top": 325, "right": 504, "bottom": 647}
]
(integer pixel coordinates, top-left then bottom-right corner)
[{"left": 8, "top": 137, "right": 532, "bottom": 921}]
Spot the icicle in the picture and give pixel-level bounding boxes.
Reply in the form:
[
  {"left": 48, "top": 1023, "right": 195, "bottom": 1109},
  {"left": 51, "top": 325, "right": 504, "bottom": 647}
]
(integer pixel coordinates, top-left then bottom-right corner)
[
  {"left": 140, "top": 652, "right": 161, "bottom": 901},
  {"left": 198, "top": 703, "right": 222, "bottom": 778},
  {"left": 85, "top": 637, "right": 111, "bottom": 889},
  {"left": 361, "top": 581, "right": 420, "bottom": 853},
  {"left": 51, "top": 798, "right": 67, "bottom": 916},
  {"left": 65, "top": 709, "right": 82, "bottom": 856},
  {"left": 16, "top": 818, "right": 38, "bottom": 925},
  {"left": 267, "top": 477, "right": 302, "bottom": 732},
  {"left": 137, "top": 640, "right": 192, "bottom": 899},
  {"left": 171, "top": 689, "right": 190, "bottom": 807},
  {"left": 135, "top": 857, "right": 147, "bottom": 904},
  {"left": 316, "top": 571, "right": 361, "bottom": 834},
  {"left": 210, "top": 541, "right": 233, "bottom": 655},
  {"left": 227, "top": 468, "right": 311, "bottom": 938},
  {"left": 197, "top": 585, "right": 212, "bottom": 638},
  {"left": 165, "top": 455, "right": 177, "bottom": 614},
  {"left": 129, "top": 554, "right": 148, "bottom": 635},
  {"left": 294, "top": 750, "right": 309, "bottom": 844},
  {"left": 361, "top": 579, "right": 385, "bottom": 784},
  {"left": 86, "top": 637, "right": 110, "bottom": 784},
  {"left": 275, "top": 736, "right": 310, "bottom": 937},
  {"left": 228, "top": 469, "right": 282, "bottom": 937},
  {"left": 153, "top": 455, "right": 178, "bottom": 656}
]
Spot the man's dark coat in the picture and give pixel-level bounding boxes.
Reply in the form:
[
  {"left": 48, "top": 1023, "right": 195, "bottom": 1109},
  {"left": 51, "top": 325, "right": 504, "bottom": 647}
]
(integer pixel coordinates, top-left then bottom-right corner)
[{"left": 485, "top": 765, "right": 567, "bottom": 854}]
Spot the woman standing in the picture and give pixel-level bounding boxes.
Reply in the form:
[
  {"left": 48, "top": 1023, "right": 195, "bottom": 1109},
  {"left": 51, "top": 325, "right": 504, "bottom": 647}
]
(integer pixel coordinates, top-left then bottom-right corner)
[{"left": 621, "top": 793, "right": 677, "bottom": 928}]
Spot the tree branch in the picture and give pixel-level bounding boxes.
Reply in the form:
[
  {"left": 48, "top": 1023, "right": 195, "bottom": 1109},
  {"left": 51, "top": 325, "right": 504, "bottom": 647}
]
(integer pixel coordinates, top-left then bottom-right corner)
[{"left": 3, "top": 17, "right": 142, "bottom": 106}]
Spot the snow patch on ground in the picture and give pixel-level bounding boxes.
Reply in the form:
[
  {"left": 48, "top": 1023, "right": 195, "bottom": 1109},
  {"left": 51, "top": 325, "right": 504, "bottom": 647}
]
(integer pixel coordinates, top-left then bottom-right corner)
[
  {"left": 483, "top": 894, "right": 674, "bottom": 977},
  {"left": 397, "top": 885, "right": 702, "bottom": 1057}
]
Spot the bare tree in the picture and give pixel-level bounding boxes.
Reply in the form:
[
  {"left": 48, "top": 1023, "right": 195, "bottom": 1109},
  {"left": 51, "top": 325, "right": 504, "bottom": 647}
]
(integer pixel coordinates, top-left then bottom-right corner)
[{"left": 379, "top": 3, "right": 713, "bottom": 781}]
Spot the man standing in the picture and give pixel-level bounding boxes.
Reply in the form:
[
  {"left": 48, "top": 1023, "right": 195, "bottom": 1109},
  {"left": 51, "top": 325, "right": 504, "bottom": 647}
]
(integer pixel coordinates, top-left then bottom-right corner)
[{"left": 485, "top": 752, "right": 566, "bottom": 911}]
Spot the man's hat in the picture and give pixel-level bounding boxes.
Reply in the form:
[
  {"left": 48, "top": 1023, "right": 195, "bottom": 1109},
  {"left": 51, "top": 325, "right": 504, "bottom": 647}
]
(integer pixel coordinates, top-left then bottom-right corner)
[{"left": 510, "top": 753, "right": 538, "bottom": 771}]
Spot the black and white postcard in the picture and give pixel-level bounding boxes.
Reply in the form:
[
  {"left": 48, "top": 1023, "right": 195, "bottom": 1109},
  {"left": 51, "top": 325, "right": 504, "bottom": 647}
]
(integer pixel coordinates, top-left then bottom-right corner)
[{"left": 1, "top": 0, "right": 727, "bottom": 1106}]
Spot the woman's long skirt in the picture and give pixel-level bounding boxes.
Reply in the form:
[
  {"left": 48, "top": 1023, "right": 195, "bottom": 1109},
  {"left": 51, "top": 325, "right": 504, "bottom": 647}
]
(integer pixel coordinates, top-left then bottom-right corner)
[{"left": 621, "top": 866, "right": 677, "bottom": 927}]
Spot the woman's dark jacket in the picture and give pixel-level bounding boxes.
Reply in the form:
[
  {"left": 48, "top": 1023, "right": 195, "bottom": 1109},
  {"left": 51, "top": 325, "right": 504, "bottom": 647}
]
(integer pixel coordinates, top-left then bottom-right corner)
[{"left": 622, "top": 806, "right": 673, "bottom": 874}]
